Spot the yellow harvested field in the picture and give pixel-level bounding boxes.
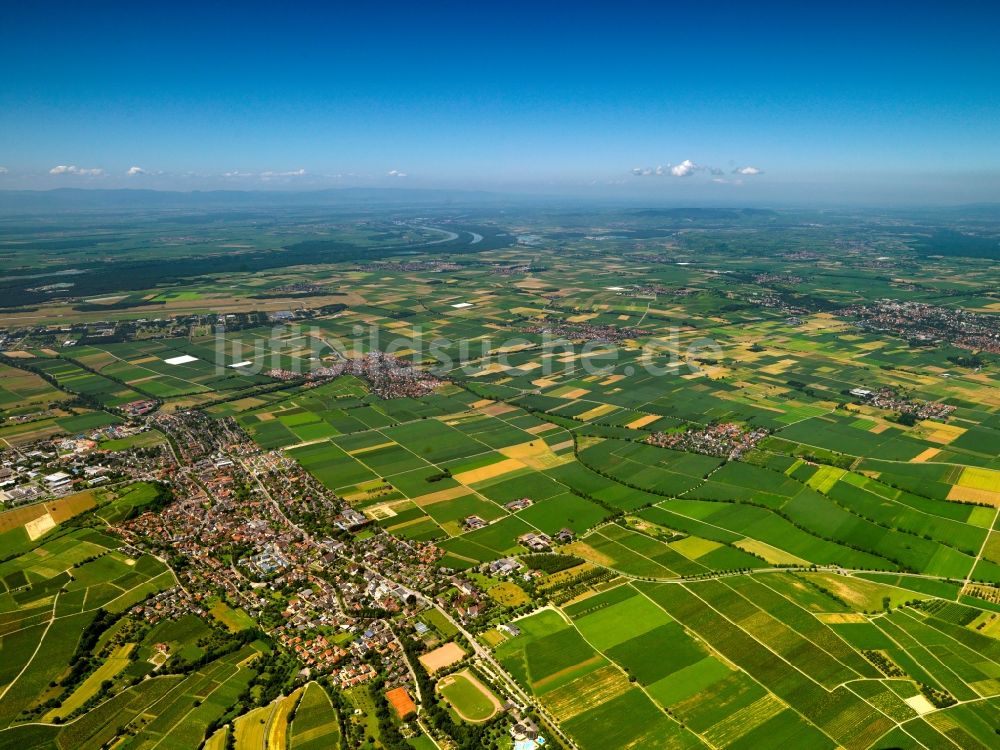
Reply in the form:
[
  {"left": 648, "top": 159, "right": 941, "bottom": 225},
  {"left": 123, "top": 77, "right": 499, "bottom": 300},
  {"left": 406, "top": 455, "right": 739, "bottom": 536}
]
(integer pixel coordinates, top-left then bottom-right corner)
[
  {"left": 922, "top": 422, "right": 966, "bottom": 445},
  {"left": 453, "top": 458, "right": 524, "bottom": 484},
  {"left": 544, "top": 665, "right": 630, "bottom": 721},
  {"left": 487, "top": 581, "right": 531, "bottom": 607},
  {"left": 470, "top": 362, "right": 509, "bottom": 376},
  {"left": 419, "top": 642, "right": 466, "bottom": 673},
  {"left": 233, "top": 704, "right": 272, "bottom": 748},
  {"left": 561, "top": 388, "right": 589, "bottom": 399},
  {"left": 47, "top": 490, "right": 99, "bottom": 522},
  {"left": 600, "top": 374, "right": 625, "bottom": 385},
  {"left": 204, "top": 728, "right": 228, "bottom": 750},
  {"left": 904, "top": 695, "right": 935, "bottom": 715},
  {"left": 759, "top": 358, "right": 798, "bottom": 375},
  {"left": 24, "top": 513, "right": 56, "bottom": 540},
  {"left": 498, "top": 442, "right": 552, "bottom": 460},
  {"left": 348, "top": 441, "right": 395, "bottom": 455},
  {"left": 267, "top": 688, "right": 303, "bottom": 749},
  {"left": 412, "top": 485, "right": 476, "bottom": 506},
  {"left": 948, "top": 485, "right": 1000, "bottom": 507},
  {"left": 499, "top": 440, "right": 572, "bottom": 470},
  {"left": 957, "top": 466, "right": 1000, "bottom": 492},
  {"left": 480, "top": 629, "right": 506, "bottom": 647},
  {"left": 734, "top": 538, "right": 810, "bottom": 566},
  {"left": 670, "top": 536, "right": 722, "bottom": 559},
  {"left": 703, "top": 695, "right": 785, "bottom": 747},
  {"left": 626, "top": 414, "right": 660, "bottom": 429},
  {"left": 911, "top": 447, "right": 941, "bottom": 463},
  {"left": 564, "top": 540, "right": 616, "bottom": 567},
  {"left": 576, "top": 403, "right": 618, "bottom": 421},
  {"left": 816, "top": 613, "right": 867, "bottom": 624}
]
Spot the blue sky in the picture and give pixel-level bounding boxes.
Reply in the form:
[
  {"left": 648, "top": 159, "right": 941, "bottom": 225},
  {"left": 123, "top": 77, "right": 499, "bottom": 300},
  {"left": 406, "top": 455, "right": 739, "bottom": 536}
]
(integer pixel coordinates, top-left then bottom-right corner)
[{"left": 1, "top": 0, "right": 999, "bottom": 202}]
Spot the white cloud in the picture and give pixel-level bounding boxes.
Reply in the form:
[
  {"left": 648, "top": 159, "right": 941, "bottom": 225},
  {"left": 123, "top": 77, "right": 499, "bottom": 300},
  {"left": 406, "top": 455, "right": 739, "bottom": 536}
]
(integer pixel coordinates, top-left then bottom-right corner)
[
  {"left": 631, "top": 160, "right": 764, "bottom": 180},
  {"left": 670, "top": 159, "right": 698, "bottom": 177},
  {"left": 126, "top": 166, "right": 145, "bottom": 176},
  {"left": 222, "top": 170, "right": 253, "bottom": 178},
  {"left": 387, "top": 169, "right": 407, "bottom": 177},
  {"left": 0, "top": 166, "right": 7, "bottom": 174},
  {"left": 260, "top": 168, "right": 306, "bottom": 178},
  {"left": 49, "top": 165, "right": 103, "bottom": 176},
  {"left": 632, "top": 160, "right": 702, "bottom": 177}
]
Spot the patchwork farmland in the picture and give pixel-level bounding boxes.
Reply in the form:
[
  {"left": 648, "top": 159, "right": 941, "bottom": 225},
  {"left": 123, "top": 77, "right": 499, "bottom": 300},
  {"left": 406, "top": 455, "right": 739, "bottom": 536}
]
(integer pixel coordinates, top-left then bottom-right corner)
[{"left": 3, "top": 204, "right": 1000, "bottom": 748}]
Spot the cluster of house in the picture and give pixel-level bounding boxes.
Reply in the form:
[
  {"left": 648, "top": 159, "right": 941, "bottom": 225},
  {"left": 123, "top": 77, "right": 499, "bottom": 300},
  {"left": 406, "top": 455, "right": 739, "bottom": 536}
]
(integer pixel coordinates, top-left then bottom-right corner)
[
  {"left": 843, "top": 299, "right": 1000, "bottom": 354},
  {"left": 129, "top": 586, "right": 202, "bottom": 626},
  {"left": 523, "top": 318, "right": 649, "bottom": 344},
  {"left": 354, "top": 260, "right": 461, "bottom": 273},
  {"left": 116, "top": 412, "right": 428, "bottom": 689},
  {"left": 264, "top": 352, "right": 445, "bottom": 398},
  {"left": 753, "top": 272, "right": 804, "bottom": 285},
  {"left": 518, "top": 532, "right": 552, "bottom": 552},
  {"left": 444, "top": 577, "right": 485, "bottom": 622},
  {"left": 353, "top": 534, "right": 447, "bottom": 597},
  {"left": 737, "top": 288, "right": 810, "bottom": 317},
  {"left": 849, "top": 387, "right": 956, "bottom": 421},
  {"left": 783, "top": 250, "right": 822, "bottom": 261},
  {"left": 277, "top": 631, "right": 351, "bottom": 672},
  {"left": 647, "top": 422, "right": 770, "bottom": 460},
  {"left": 487, "top": 557, "right": 525, "bottom": 577},
  {"left": 489, "top": 263, "right": 536, "bottom": 276}
]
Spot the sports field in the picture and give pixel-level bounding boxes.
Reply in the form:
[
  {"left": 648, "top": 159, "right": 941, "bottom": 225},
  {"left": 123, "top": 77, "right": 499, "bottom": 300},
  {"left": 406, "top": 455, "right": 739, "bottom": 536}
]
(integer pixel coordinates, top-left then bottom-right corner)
[{"left": 437, "top": 669, "right": 501, "bottom": 722}]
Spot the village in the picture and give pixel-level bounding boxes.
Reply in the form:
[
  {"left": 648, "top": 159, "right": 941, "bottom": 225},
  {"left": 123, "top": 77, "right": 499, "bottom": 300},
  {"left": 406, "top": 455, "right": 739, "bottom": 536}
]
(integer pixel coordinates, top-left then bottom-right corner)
[
  {"left": 646, "top": 422, "right": 770, "bottom": 460},
  {"left": 842, "top": 299, "right": 1000, "bottom": 354}
]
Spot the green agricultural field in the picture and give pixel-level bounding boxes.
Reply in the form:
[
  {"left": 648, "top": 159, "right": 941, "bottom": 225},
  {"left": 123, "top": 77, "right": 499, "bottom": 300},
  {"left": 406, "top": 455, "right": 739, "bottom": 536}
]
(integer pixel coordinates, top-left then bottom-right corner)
[{"left": 289, "top": 682, "right": 340, "bottom": 750}]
